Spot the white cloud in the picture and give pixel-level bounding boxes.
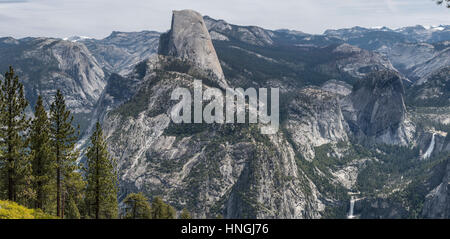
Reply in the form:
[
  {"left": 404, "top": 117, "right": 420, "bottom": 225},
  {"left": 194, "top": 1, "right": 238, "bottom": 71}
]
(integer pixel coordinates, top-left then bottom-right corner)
[
  {"left": 0, "top": 0, "right": 28, "bottom": 3},
  {"left": 0, "top": 0, "right": 449, "bottom": 39}
]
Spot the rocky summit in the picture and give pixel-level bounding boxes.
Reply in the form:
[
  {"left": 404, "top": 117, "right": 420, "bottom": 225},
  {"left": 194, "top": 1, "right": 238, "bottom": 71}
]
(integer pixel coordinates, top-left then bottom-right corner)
[{"left": 159, "top": 10, "right": 228, "bottom": 88}]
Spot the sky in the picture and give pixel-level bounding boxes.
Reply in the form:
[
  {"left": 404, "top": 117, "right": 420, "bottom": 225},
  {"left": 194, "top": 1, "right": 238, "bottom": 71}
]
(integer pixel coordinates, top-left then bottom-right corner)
[{"left": 0, "top": 0, "right": 449, "bottom": 39}]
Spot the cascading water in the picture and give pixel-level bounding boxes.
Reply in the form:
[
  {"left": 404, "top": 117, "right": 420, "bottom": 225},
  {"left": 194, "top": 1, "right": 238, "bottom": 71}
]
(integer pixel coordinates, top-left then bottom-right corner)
[
  {"left": 347, "top": 196, "right": 356, "bottom": 219},
  {"left": 422, "top": 133, "right": 436, "bottom": 160}
]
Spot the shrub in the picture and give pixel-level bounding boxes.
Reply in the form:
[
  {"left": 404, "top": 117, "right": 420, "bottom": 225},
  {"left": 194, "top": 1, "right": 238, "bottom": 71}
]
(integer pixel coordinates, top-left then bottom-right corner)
[{"left": 0, "top": 200, "right": 58, "bottom": 219}]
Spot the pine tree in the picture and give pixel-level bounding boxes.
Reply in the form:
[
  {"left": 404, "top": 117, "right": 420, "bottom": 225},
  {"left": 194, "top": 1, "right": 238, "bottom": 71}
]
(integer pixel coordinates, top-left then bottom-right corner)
[
  {"left": 0, "top": 66, "right": 30, "bottom": 202},
  {"left": 63, "top": 170, "right": 85, "bottom": 219},
  {"left": 84, "top": 122, "right": 118, "bottom": 219},
  {"left": 49, "top": 89, "right": 79, "bottom": 218},
  {"left": 179, "top": 208, "right": 192, "bottom": 219},
  {"left": 167, "top": 203, "right": 176, "bottom": 219},
  {"left": 65, "top": 197, "right": 81, "bottom": 219},
  {"left": 30, "top": 96, "right": 53, "bottom": 210},
  {"left": 122, "top": 193, "right": 152, "bottom": 219},
  {"left": 151, "top": 196, "right": 176, "bottom": 219}
]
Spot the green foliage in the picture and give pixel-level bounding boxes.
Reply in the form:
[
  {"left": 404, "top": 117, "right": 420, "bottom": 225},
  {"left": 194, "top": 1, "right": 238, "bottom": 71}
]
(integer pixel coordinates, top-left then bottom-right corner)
[
  {"left": 406, "top": 67, "right": 450, "bottom": 107},
  {"left": 286, "top": 135, "right": 353, "bottom": 202},
  {"left": 0, "top": 68, "right": 122, "bottom": 219},
  {"left": 389, "top": 179, "right": 429, "bottom": 219},
  {"left": 414, "top": 117, "right": 450, "bottom": 133},
  {"left": 179, "top": 208, "right": 192, "bottom": 219},
  {"left": 295, "top": 152, "right": 349, "bottom": 202},
  {"left": 356, "top": 144, "right": 420, "bottom": 195},
  {"left": 111, "top": 73, "right": 163, "bottom": 118},
  {"left": 122, "top": 193, "right": 152, "bottom": 219},
  {"left": 164, "top": 122, "right": 209, "bottom": 137},
  {"left": 49, "top": 89, "right": 79, "bottom": 218},
  {"left": 63, "top": 171, "right": 85, "bottom": 219},
  {"left": 30, "top": 95, "right": 53, "bottom": 210},
  {"left": 84, "top": 122, "right": 118, "bottom": 219},
  {"left": 151, "top": 196, "right": 176, "bottom": 219},
  {"left": 321, "top": 203, "right": 349, "bottom": 219},
  {"left": 0, "top": 200, "right": 57, "bottom": 219},
  {"left": 105, "top": 73, "right": 134, "bottom": 100},
  {"left": 355, "top": 143, "right": 449, "bottom": 218},
  {"left": 134, "top": 61, "right": 149, "bottom": 79},
  {"left": 0, "top": 66, "right": 31, "bottom": 203},
  {"left": 65, "top": 197, "right": 81, "bottom": 219},
  {"left": 214, "top": 39, "right": 357, "bottom": 89},
  {"left": 162, "top": 58, "right": 192, "bottom": 74}
]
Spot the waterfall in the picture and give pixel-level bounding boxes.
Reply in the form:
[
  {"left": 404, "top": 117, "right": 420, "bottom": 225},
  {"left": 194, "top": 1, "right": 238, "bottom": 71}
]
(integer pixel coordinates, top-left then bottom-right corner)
[
  {"left": 347, "top": 196, "right": 356, "bottom": 219},
  {"left": 422, "top": 133, "right": 436, "bottom": 160}
]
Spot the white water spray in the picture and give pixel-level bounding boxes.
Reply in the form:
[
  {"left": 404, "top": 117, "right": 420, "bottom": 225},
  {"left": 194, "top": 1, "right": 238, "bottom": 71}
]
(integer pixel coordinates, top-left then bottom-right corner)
[
  {"left": 422, "top": 133, "right": 436, "bottom": 160},
  {"left": 347, "top": 196, "right": 356, "bottom": 219}
]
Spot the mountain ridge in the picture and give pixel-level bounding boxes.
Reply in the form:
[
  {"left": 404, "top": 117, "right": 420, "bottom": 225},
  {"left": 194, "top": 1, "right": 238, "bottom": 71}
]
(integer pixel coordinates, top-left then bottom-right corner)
[{"left": 0, "top": 9, "right": 448, "bottom": 219}]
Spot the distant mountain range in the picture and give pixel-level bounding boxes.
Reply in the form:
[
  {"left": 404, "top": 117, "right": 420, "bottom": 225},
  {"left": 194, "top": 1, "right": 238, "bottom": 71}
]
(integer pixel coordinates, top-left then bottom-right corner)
[{"left": 0, "top": 10, "right": 449, "bottom": 219}]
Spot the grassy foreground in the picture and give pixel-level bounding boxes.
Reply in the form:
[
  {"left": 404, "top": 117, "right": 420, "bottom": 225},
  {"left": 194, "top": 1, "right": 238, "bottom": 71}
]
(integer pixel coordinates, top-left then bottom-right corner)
[{"left": 0, "top": 200, "right": 58, "bottom": 219}]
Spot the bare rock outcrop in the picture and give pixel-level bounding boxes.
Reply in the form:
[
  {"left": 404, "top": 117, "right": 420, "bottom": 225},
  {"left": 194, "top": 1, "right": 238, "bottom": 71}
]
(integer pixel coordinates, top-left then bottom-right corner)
[
  {"left": 341, "top": 70, "right": 413, "bottom": 145},
  {"left": 158, "top": 10, "right": 228, "bottom": 88},
  {"left": 285, "top": 87, "right": 350, "bottom": 160},
  {"left": 422, "top": 159, "right": 450, "bottom": 218}
]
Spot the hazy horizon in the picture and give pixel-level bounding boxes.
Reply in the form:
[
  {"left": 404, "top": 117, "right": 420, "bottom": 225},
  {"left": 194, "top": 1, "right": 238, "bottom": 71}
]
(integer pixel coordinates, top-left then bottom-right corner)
[{"left": 0, "top": 0, "right": 449, "bottom": 39}]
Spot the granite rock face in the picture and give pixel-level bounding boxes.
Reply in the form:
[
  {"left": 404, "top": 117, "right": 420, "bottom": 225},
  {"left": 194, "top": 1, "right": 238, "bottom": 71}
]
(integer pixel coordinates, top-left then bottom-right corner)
[
  {"left": 285, "top": 87, "right": 349, "bottom": 160},
  {"left": 101, "top": 56, "right": 324, "bottom": 219},
  {"left": 332, "top": 43, "right": 401, "bottom": 80},
  {"left": 321, "top": 80, "right": 353, "bottom": 97},
  {"left": 81, "top": 31, "right": 161, "bottom": 75},
  {"left": 422, "top": 159, "right": 450, "bottom": 218},
  {"left": 0, "top": 37, "right": 106, "bottom": 117},
  {"left": 407, "top": 67, "right": 450, "bottom": 107},
  {"left": 159, "top": 10, "right": 227, "bottom": 88},
  {"left": 378, "top": 41, "right": 450, "bottom": 82},
  {"left": 99, "top": 10, "right": 330, "bottom": 219},
  {"left": 203, "top": 16, "right": 275, "bottom": 46},
  {"left": 341, "top": 70, "right": 413, "bottom": 145}
]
